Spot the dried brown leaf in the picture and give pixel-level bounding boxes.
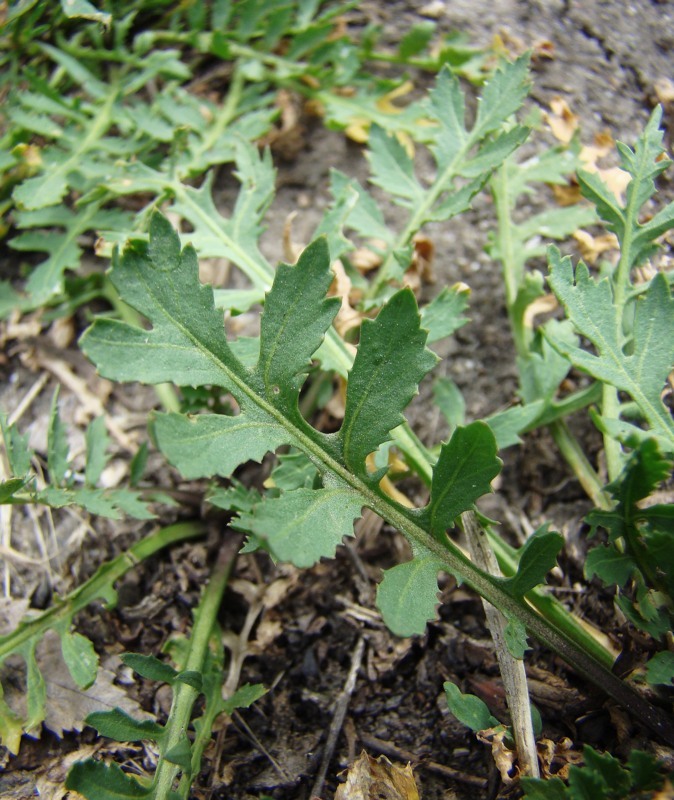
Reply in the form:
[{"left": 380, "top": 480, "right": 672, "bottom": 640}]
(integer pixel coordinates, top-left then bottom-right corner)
[
  {"left": 476, "top": 726, "right": 517, "bottom": 783},
  {"left": 1, "top": 631, "right": 152, "bottom": 740},
  {"left": 536, "top": 736, "right": 583, "bottom": 780},
  {"left": 572, "top": 230, "right": 619, "bottom": 265},
  {"left": 330, "top": 260, "right": 364, "bottom": 337},
  {"left": 544, "top": 97, "right": 579, "bottom": 144},
  {"left": 334, "top": 751, "right": 419, "bottom": 800},
  {"left": 403, "top": 235, "right": 436, "bottom": 295}
]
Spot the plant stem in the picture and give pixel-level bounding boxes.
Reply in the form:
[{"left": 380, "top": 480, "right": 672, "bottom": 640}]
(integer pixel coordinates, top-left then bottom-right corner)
[
  {"left": 549, "top": 419, "right": 610, "bottom": 509},
  {"left": 153, "top": 539, "right": 238, "bottom": 799},
  {"left": 0, "top": 522, "right": 205, "bottom": 662},
  {"left": 463, "top": 512, "right": 539, "bottom": 777},
  {"left": 487, "top": 531, "right": 616, "bottom": 670}
]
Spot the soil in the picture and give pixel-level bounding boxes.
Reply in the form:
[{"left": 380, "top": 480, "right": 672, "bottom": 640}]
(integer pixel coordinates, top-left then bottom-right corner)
[{"left": 1, "top": 2, "right": 674, "bottom": 799}]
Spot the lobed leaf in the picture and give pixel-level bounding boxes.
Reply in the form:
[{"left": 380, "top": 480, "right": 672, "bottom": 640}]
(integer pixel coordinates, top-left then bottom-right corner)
[
  {"left": 645, "top": 652, "right": 674, "bottom": 686},
  {"left": 376, "top": 552, "right": 445, "bottom": 637},
  {"left": 47, "top": 391, "right": 69, "bottom": 485},
  {"left": 341, "top": 289, "right": 438, "bottom": 474},
  {"left": 425, "top": 423, "right": 501, "bottom": 538},
  {"left": 60, "top": 629, "right": 99, "bottom": 690},
  {"left": 222, "top": 683, "right": 268, "bottom": 714},
  {"left": 151, "top": 411, "right": 289, "bottom": 480},
  {"left": 66, "top": 759, "right": 155, "bottom": 799},
  {"left": 122, "top": 653, "right": 178, "bottom": 685},
  {"left": 366, "top": 125, "right": 424, "bottom": 208},
  {"left": 259, "top": 238, "right": 340, "bottom": 404},
  {"left": 235, "top": 487, "right": 363, "bottom": 568},
  {"left": 546, "top": 249, "right": 674, "bottom": 450},
  {"left": 500, "top": 526, "right": 564, "bottom": 598},
  {"left": 82, "top": 214, "right": 244, "bottom": 388},
  {"left": 86, "top": 707, "right": 164, "bottom": 743}
]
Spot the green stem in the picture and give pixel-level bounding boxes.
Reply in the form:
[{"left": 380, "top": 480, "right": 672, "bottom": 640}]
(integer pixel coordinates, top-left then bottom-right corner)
[
  {"left": 167, "top": 307, "right": 671, "bottom": 743},
  {"left": 153, "top": 541, "right": 237, "bottom": 799},
  {"left": 367, "top": 126, "right": 491, "bottom": 298},
  {"left": 487, "top": 530, "right": 615, "bottom": 670},
  {"left": 601, "top": 383, "right": 624, "bottom": 483},
  {"left": 549, "top": 419, "right": 610, "bottom": 510},
  {"left": 181, "top": 64, "right": 246, "bottom": 175},
  {"left": 0, "top": 522, "right": 205, "bottom": 662}
]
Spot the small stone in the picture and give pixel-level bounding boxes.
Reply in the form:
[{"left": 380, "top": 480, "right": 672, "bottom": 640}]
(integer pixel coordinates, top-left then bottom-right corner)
[{"left": 420, "top": 1, "right": 446, "bottom": 20}]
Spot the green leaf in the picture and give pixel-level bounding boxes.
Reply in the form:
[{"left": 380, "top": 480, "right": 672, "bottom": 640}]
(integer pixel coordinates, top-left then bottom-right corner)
[
  {"left": 85, "top": 416, "right": 109, "bottom": 486},
  {"left": 60, "top": 0, "right": 111, "bottom": 25},
  {"left": 269, "top": 451, "right": 318, "bottom": 491},
  {"left": 585, "top": 545, "right": 635, "bottom": 588},
  {"left": 398, "top": 21, "right": 436, "bottom": 59},
  {"left": 48, "top": 390, "right": 69, "bottom": 485},
  {"left": 432, "top": 377, "right": 466, "bottom": 430},
  {"left": 443, "top": 680, "right": 499, "bottom": 731},
  {"left": 175, "top": 670, "right": 202, "bottom": 691},
  {"left": 0, "top": 478, "right": 28, "bottom": 503},
  {"left": 152, "top": 411, "right": 288, "bottom": 480},
  {"left": 376, "top": 553, "right": 444, "bottom": 636},
  {"left": 579, "top": 107, "right": 673, "bottom": 270},
  {"left": 426, "top": 66, "right": 467, "bottom": 170},
  {"left": 329, "top": 170, "right": 394, "bottom": 245},
  {"left": 501, "top": 527, "right": 564, "bottom": 597},
  {"left": 86, "top": 707, "right": 164, "bottom": 743},
  {"left": 472, "top": 55, "right": 530, "bottom": 140},
  {"left": 0, "top": 415, "right": 32, "bottom": 477},
  {"left": 341, "top": 289, "right": 438, "bottom": 474},
  {"left": 129, "top": 443, "right": 148, "bottom": 487},
  {"left": 169, "top": 144, "right": 275, "bottom": 287},
  {"left": 0, "top": 687, "right": 25, "bottom": 756},
  {"left": 460, "top": 126, "right": 529, "bottom": 178},
  {"left": 20, "top": 641, "right": 45, "bottom": 731},
  {"left": 420, "top": 285, "right": 470, "bottom": 343},
  {"left": 164, "top": 736, "right": 192, "bottom": 770},
  {"left": 366, "top": 125, "right": 424, "bottom": 208},
  {"left": 503, "top": 616, "right": 530, "bottom": 658},
  {"left": 122, "top": 653, "right": 178, "bottom": 685},
  {"left": 575, "top": 747, "right": 631, "bottom": 797},
  {"left": 645, "top": 651, "right": 674, "bottom": 686},
  {"left": 258, "top": 238, "right": 339, "bottom": 403},
  {"left": 235, "top": 488, "right": 363, "bottom": 568},
  {"left": 626, "top": 750, "right": 666, "bottom": 792},
  {"left": 546, "top": 249, "right": 674, "bottom": 450},
  {"left": 485, "top": 400, "right": 545, "bottom": 449},
  {"left": 66, "top": 759, "right": 152, "bottom": 799},
  {"left": 61, "top": 630, "right": 99, "bottom": 689},
  {"left": 207, "top": 482, "right": 261, "bottom": 514},
  {"left": 81, "top": 213, "right": 245, "bottom": 389},
  {"left": 426, "top": 423, "right": 501, "bottom": 537},
  {"left": 521, "top": 776, "right": 568, "bottom": 799},
  {"left": 222, "top": 682, "right": 267, "bottom": 714}
]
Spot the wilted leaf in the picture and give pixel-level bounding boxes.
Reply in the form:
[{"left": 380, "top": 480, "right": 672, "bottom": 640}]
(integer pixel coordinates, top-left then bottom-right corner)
[{"left": 335, "top": 751, "right": 419, "bottom": 800}]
